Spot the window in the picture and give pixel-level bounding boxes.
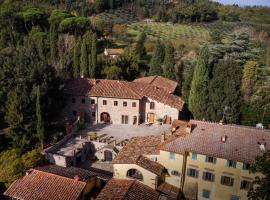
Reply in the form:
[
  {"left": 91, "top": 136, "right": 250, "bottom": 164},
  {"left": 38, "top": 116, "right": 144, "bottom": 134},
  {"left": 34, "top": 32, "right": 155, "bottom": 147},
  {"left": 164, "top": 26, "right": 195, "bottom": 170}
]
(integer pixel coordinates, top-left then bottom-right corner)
[
  {"left": 171, "top": 170, "right": 180, "bottom": 177},
  {"left": 202, "top": 172, "right": 215, "bottom": 182},
  {"left": 81, "top": 98, "right": 85, "bottom": 104},
  {"left": 150, "top": 102, "right": 155, "bottom": 109},
  {"left": 121, "top": 115, "right": 129, "bottom": 124},
  {"left": 202, "top": 189, "right": 210, "bottom": 198},
  {"left": 127, "top": 169, "right": 143, "bottom": 181},
  {"left": 72, "top": 98, "right": 76, "bottom": 103},
  {"left": 114, "top": 101, "right": 118, "bottom": 106},
  {"left": 72, "top": 110, "right": 77, "bottom": 116},
  {"left": 92, "top": 112, "right": 96, "bottom": 118},
  {"left": 227, "top": 160, "right": 237, "bottom": 168},
  {"left": 240, "top": 180, "right": 252, "bottom": 190},
  {"left": 205, "top": 156, "right": 217, "bottom": 164},
  {"left": 91, "top": 99, "right": 95, "bottom": 104},
  {"left": 123, "top": 101, "right": 127, "bottom": 107},
  {"left": 187, "top": 168, "right": 199, "bottom": 178},
  {"left": 132, "top": 102, "right": 136, "bottom": 107},
  {"left": 169, "top": 152, "right": 175, "bottom": 160},
  {"left": 231, "top": 195, "right": 240, "bottom": 200},
  {"left": 243, "top": 163, "right": 250, "bottom": 170},
  {"left": 103, "top": 100, "right": 107, "bottom": 105},
  {"left": 192, "top": 152, "right": 197, "bottom": 160},
  {"left": 221, "top": 176, "right": 234, "bottom": 186}
]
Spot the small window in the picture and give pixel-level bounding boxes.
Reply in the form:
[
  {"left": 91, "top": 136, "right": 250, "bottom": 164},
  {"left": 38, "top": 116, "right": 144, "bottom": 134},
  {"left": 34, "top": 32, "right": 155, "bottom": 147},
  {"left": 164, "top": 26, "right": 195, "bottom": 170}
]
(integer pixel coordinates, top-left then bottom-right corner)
[
  {"left": 231, "top": 195, "right": 240, "bottom": 200},
  {"left": 72, "top": 110, "right": 77, "bottom": 116},
  {"left": 91, "top": 99, "right": 95, "bottom": 104},
  {"left": 81, "top": 98, "right": 85, "bottom": 104},
  {"left": 150, "top": 102, "right": 155, "bottom": 109},
  {"left": 205, "top": 156, "right": 217, "bottom": 164},
  {"left": 132, "top": 102, "right": 136, "bottom": 107},
  {"left": 114, "top": 101, "right": 118, "bottom": 106},
  {"left": 72, "top": 98, "right": 76, "bottom": 103},
  {"left": 187, "top": 168, "right": 199, "bottom": 178},
  {"left": 221, "top": 176, "right": 234, "bottom": 186},
  {"left": 202, "top": 189, "right": 210, "bottom": 198},
  {"left": 92, "top": 112, "right": 96, "bottom": 118},
  {"left": 227, "top": 160, "right": 237, "bottom": 168},
  {"left": 169, "top": 152, "right": 175, "bottom": 160},
  {"left": 171, "top": 170, "right": 180, "bottom": 177},
  {"left": 202, "top": 172, "right": 215, "bottom": 182},
  {"left": 123, "top": 102, "right": 127, "bottom": 107},
  {"left": 243, "top": 163, "right": 250, "bottom": 170},
  {"left": 103, "top": 100, "right": 107, "bottom": 105},
  {"left": 192, "top": 152, "right": 197, "bottom": 160},
  {"left": 240, "top": 180, "right": 252, "bottom": 190}
]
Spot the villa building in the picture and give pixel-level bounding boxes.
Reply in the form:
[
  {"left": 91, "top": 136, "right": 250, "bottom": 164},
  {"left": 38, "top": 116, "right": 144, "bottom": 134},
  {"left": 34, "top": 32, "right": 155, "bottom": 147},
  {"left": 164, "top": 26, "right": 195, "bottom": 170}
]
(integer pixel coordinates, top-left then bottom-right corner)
[
  {"left": 62, "top": 76, "right": 185, "bottom": 126},
  {"left": 112, "top": 120, "right": 270, "bottom": 200}
]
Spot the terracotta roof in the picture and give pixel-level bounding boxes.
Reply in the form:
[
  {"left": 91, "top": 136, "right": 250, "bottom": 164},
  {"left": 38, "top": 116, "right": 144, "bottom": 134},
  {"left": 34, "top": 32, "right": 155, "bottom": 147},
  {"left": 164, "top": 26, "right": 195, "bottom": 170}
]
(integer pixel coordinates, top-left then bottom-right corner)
[
  {"left": 157, "top": 182, "right": 181, "bottom": 199},
  {"left": 105, "top": 48, "right": 124, "bottom": 55},
  {"left": 64, "top": 78, "right": 184, "bottom": 110},
  {"left": 134, "top": 76, "right": 178, "bottom": 94},
  {"left": 36, "top": 165, "right": 113, "bottom": 181},
  {"left": 113, "top": 136, "right": 165, "bottom": 176},
  {"left": 161, "top": 120, "right": 270, "bottom": 164},
  {"left": 4, "top": 169, "right": 86, "bottom": 200},
  {"left": 96, "top": 178, "right": 160, "bottom": 200}
]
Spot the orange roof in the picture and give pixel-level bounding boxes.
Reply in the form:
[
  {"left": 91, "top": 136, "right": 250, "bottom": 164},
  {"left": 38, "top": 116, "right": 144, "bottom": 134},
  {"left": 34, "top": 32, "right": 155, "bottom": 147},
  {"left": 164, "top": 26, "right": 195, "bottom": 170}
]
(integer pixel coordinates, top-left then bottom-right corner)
[
  {"left": 4, "top": 169, "right": 86, "bottom": 200},
  {"left": 134, "top": 76, "right": 178, "bottom": 94},
  {"left": 64, "top": 78, "right": 185, "bottom": 110},
  {"left": 96, "top": 178, "right": 160, "bottom": 200}
]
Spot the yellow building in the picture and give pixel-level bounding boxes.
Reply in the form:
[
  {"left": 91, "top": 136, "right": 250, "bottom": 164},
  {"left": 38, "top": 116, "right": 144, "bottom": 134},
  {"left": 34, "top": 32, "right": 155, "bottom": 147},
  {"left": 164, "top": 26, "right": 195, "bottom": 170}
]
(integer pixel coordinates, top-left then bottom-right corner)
[{"left": 113, "top": 120, "right": 270, "bottom": 200}]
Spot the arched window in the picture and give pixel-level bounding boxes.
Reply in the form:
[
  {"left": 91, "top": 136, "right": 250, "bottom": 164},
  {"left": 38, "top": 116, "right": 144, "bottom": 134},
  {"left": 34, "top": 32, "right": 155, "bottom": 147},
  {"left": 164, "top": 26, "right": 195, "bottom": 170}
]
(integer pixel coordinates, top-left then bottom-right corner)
[
  {"left": 150, "top": 102, "right": 155, "bottom": 110},
  {"left": 127, "top": 169, "right": 143, "bottom": 181}
]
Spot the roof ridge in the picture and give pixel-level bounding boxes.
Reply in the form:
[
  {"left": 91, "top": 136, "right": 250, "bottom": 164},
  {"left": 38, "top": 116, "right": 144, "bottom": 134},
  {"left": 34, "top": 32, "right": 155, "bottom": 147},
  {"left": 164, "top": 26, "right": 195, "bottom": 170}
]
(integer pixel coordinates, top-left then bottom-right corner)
[
  {"left": 33, "top": 169, "right": 87, "bottom": 185},
  {"left": 150, "top": 75, "right": 158, "bottom": 84}
]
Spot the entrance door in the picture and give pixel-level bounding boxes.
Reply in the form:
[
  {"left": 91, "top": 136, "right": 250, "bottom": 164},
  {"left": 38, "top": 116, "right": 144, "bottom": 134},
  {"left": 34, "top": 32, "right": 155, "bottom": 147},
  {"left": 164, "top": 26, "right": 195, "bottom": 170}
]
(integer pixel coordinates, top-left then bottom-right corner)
[
  {"left": 148, "top": 113, "right": 155, "bottom": 123},
  {"left": 104, "top": 150, "right": 113, "bottom": 161}
]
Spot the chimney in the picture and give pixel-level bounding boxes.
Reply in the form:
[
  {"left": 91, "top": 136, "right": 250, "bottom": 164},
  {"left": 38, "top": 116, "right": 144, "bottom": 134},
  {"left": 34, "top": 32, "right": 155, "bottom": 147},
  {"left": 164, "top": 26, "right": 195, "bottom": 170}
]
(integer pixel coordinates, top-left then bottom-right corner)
[
  {"left": 185, "top": 123, "right": 192, "bottom": 134},
  {"left": 221, "top": 135, "right": 228, "bottom": 143},
  {"left": 161, "top": 132, "right": 166, "bottom": 142}
]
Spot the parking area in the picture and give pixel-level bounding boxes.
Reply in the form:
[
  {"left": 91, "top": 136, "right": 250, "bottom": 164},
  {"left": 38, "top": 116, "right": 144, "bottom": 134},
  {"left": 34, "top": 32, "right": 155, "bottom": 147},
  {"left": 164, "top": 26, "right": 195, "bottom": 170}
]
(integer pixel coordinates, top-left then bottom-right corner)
[{"left": 84, "top": 123, "right": 171, "bottom": 143}]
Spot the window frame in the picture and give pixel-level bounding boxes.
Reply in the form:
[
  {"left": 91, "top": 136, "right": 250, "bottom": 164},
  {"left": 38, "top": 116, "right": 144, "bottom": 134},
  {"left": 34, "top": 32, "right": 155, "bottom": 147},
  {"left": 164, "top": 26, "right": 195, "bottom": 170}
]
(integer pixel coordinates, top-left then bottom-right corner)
[
  {"left": 191, "top": 152, "right": 197, "bottom": 160},
  {"left": 91, "top": 99, "right": 95, "bottom": 104},
  {"left": 240, "top": 180, "right": 252, "bottom": 191},
  {"left": 187, "top": 168, "right": 199, "bottom": 178},
  {"left": 227, "top": 160, "right": 237, "bottom": 168},
  {"left": 205, "top": 156, "right": 217, "bottom": 164},
  {"left": 103, "top": 100, "right": 107, "bottom": 105},
  {"left": 171, "top": 170, "right": 181, "bottom": 177},
  {"left": 81, "top": 98, "right": 85, "bottom": 104},
  {"left": 221, "top": 176, "right": 234, "bottom": 186},
  {"left": 114, "top": 101, "right": 118, "bottom": 106},
  {"left": 202, "top": 189, "right": 211, "bottom": 198},
  {"left": 202, "top": 171, "right": 215, "bottom": 182},
  {"left": 123, "top": 101, "right": 127, "bottom": 107},
  {"left": 132, "top": 102, "right": 136, "bottom": 107},
  {"left": 169, "top": 152, "right": 175, "bottom": 160},
  {"left": 150, "top": 102, "right": 155, "bottom": 110}
]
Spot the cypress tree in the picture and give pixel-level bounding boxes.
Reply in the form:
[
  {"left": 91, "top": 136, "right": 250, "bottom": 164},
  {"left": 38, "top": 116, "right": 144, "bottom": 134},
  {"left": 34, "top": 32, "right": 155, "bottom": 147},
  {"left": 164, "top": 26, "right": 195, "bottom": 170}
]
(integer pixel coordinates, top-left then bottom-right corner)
[
  {"left": 89, "top": 33, "right": 97, "bottom": 78},
  {"left": 135, "top": 32, "right": 146, "bottom": 60},
  {"left": 188, "top": 45, "right": 210, "bottom": 120},
  {"left": 149, "top": 41, "right": 164, "bottom": 76},
  {"left": 36, "top": 86, "right": 44, "bottom": 150},
  {"left": 73, "top": 38, "right": 81, "bottom": 78},
  {"left": 80, "top": 38, "right": 88, "bottom": 77},
  {"left": 163, "top": 42, "right": 175, "bottom": 80},
  {"left": 49, "top": 23, "right": 57, "bottom": 64}
]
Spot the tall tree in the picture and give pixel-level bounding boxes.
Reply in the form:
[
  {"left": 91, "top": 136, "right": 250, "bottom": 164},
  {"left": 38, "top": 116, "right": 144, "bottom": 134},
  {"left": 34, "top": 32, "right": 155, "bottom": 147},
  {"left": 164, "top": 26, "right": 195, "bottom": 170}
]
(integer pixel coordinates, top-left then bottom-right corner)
[
  {"left": 90, "top": 33, "right": 97, "bottom": 78},
  {"left": 208, "top": 58, "right": 242, "bottom": 123},
  {"left": 134, "top": 32, "right": 146, "bottom": 60},
  {"left": 188, "top": 45, "right": 210, "bottom": 120},
  {"left": 80, "top": 38, "right": 88, "bottom": 77},
  {"left": 35, "top": 86, "right": 44, "bottom": 150},
  {"left": 149, "top": 41, "right": 164, "bottom": 76},
  {"left": 163, "top": 42, "right": 175, "bottom": 80},
  {"left": 73, "top": 38, "right": 81, "bottom": 78},
  {"left": 241, "top": 61, "right": 259, "bottom": 103}
]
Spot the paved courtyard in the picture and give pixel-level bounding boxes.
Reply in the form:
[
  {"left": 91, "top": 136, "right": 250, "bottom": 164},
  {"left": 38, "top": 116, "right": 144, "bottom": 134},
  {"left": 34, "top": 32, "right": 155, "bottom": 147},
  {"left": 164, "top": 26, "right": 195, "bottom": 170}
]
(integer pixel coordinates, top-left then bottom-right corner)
[{"left": 84, "top": 123, "right": 171, "bottom": 143}]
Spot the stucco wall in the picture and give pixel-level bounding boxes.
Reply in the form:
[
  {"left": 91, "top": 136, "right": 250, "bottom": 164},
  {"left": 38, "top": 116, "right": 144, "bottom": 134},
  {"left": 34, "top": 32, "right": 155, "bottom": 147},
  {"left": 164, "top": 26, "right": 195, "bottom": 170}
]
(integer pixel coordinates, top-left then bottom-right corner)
[
  {"left": 114, "top": 164, "right": 158, "bottom": 189},
  {"left": 142, "top": 97, "right": 179, "bottom": 124}
]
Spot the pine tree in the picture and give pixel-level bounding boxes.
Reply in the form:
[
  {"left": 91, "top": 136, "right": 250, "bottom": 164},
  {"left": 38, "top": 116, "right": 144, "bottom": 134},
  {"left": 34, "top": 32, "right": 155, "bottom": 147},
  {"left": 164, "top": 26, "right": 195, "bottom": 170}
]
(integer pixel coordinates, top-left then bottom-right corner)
[
  {"left": 73, "top": 38, "right": 81, "bottom": 78},
  {"left": 36, "top": 86, "right": 44, "bottom": 150},
  {"left": 89, "top": 33, "right": 97, "bottom": 78},
  {"left": 80, "top": 38, "right": 88, "bottom": 77},
  {"left": 149, "top": 41, "right": 164, "bottom": 76},
  {"left": 188, "top": 45, "right": 210, "bottom": 120},
  {"left": 163, "top": 43, "right": 175, "bottom": 80},
  {"left": 241, "top": 61, "right": 258, "bottom": 103}
]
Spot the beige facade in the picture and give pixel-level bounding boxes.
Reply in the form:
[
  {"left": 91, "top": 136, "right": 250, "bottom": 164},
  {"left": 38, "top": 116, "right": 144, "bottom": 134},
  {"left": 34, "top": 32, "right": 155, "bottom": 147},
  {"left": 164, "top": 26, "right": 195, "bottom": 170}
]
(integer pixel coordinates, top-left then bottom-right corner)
[
  {"left": 114, "top": 163, "right": 159, "bottom": 189},
  {"left": 157, "top": 150, "right": 255, "bottom": 200}
]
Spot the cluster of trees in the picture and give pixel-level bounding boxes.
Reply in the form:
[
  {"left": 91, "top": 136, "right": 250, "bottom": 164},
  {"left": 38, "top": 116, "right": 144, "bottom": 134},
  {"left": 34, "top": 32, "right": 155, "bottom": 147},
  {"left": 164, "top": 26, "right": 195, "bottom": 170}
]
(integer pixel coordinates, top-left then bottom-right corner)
[{"left": 186, "top": 32, "right": 269, "bottom": 126}]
